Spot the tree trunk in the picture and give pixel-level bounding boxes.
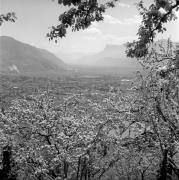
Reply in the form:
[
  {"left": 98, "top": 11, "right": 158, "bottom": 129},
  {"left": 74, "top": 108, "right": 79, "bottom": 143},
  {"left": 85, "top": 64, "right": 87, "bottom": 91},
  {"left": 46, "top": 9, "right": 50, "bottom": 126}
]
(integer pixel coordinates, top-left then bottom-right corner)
[
  {"left": 76, "top": 157, "right": 81, "bottom": 180},
  {"left": 127, "top": 175, "right": 131, "bottom": 180},
  {"left": 0, "top": 145, "right": 16, "bottom": 180},
  {"left": 80, "top": 158, "right": 87, "bottom": 180},
  {"left": 157, "top": 149, "right": 168, "bottom": 180},
  {"left": 63, "top": 160, "right": 68, "bottom": 179},
  {"left": 141, "top": 172, "right": 145, "bottom": 180}
]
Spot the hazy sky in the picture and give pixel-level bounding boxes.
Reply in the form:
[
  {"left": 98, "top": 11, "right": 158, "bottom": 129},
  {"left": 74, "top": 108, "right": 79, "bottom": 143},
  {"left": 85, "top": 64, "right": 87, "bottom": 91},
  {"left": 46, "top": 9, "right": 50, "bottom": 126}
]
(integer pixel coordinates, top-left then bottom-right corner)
[{"left": 0, "top": 0, "right": 179, "bottom": 54}]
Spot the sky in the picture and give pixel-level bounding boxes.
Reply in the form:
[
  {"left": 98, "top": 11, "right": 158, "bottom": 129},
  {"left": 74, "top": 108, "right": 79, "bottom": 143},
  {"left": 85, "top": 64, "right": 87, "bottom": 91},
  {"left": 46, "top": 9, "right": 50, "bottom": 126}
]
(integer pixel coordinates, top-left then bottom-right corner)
[{"left": 0, "top": 0, "right": 179, "bottom": 55}]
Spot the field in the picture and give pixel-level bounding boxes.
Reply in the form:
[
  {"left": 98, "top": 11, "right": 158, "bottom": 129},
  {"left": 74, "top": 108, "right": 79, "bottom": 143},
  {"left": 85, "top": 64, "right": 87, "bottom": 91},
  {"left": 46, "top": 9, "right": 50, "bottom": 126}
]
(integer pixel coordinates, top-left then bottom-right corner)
[
  {"left": 0, "top": 64, "right": 178, "bottom": 180},
  {"left": 0, "top": 66, "right": 133, "bottom": 109},
  {"left": 0, "top": 69, "right": 140, "bottom": 180}
]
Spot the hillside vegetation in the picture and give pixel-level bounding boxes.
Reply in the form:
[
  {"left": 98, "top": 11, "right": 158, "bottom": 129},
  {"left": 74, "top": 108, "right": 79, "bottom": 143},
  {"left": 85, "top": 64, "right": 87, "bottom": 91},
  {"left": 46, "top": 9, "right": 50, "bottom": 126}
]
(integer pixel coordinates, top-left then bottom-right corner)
[{"left": 0, "top": 36, "right": 66, "bottom": 74}]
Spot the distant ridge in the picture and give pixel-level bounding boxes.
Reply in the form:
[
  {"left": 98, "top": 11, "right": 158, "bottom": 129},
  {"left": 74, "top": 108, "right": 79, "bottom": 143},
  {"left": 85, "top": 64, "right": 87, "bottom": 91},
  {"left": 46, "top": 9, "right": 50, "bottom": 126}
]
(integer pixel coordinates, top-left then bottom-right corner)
[
  {"left": 0, "top": 36, "right": 66, "bottom": 74},
  {"left": 74, "top": 43, "right": 141, "bottom": 72},
  {"left": 73, "top": 39, "right": 178, "bottom": 68}
]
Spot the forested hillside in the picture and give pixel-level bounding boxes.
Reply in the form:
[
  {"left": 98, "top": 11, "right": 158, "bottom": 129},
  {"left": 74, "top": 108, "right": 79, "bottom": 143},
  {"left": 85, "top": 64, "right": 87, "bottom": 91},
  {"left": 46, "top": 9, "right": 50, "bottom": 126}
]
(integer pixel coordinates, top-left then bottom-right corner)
[{"left": 0, "top": 36, "right": 66, "bottom": 74}]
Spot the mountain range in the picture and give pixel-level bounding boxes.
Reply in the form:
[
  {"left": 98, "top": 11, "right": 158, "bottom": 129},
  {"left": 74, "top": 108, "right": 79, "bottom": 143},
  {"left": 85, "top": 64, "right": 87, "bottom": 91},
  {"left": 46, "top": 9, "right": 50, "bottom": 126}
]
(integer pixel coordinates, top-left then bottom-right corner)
[
  {"left": 57, "top": 44, "right": 142, "bottom": 71},
  {"left": 57, "top": 40, "right": 178, "bottom": 69},
  {"left": 1, "top": 36, "right": 176, "bottom": 77},
  {"left": 0, "top": 36, "right": 66, "bottom": 74}
]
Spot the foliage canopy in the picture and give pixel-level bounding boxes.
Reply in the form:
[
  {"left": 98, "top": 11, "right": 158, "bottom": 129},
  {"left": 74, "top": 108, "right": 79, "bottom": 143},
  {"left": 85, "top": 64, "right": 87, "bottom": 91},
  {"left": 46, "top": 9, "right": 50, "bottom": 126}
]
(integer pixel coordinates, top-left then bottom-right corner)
[
  {"left": 0, "top": 12, "right": 16, "bottom": 26},
  {"left": 47, "top": 0, "right": 179, "bottom": 58}
]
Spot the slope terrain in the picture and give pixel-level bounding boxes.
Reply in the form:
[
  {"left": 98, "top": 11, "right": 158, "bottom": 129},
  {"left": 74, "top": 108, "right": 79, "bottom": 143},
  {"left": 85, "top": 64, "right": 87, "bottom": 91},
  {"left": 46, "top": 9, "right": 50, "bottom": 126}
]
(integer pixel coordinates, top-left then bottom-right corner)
[{"left": 0, "top": 36, "right": 66, "bottom": 74}]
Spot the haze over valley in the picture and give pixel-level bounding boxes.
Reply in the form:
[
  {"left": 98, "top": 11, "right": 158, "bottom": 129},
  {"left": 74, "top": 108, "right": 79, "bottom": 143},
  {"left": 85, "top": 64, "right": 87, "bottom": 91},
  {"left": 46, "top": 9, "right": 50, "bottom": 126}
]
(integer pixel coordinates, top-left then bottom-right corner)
[{"left": 0, "top": 35, "right": 144, "bottom": 77}]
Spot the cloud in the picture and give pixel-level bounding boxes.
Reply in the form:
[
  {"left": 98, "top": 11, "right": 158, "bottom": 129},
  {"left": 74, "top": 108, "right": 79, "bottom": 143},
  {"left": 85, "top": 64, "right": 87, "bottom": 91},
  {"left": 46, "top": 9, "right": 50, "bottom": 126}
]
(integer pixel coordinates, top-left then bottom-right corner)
[
  {"left": 83, "top": 27, "right": 102, "bottom": 35},
  {"left": 103, "top": 14, "right": 122, "bottom": 24},
  {"left": 103, "top": 14, "right": 141, "bottom": 25},
  {"left": 91, "top": 21, "right": 98, "bottom": 28},
  {"left": 82, "top": 22, "right": 99, "bottom": 35},
  {"left": 118, "top": 2, "right": 130, "bottom": 8},
  {"left": 82, "top": 15, "right": 140, "bottom": 43},
  {"left": 83, "top": 36, "right": 98, "bottom": 41},
  {"left": 83, "top": 30, "right": 137, "bottom": 44},
  {"left": 123, "top": 15, "right": 141, "bottom": 24},
  {"left": 103, "top": 34, "right": 137, "bottom": 44},
  {"left": 83, "top": 26, "right": 102, "bottom": 41}
]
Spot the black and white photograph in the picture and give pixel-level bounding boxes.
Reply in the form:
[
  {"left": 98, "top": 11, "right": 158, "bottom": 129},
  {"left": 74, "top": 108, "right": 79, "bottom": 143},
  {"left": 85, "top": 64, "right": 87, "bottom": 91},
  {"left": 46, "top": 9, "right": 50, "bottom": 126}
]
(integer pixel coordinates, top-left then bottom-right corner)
[{"left": 0, "top": 0, "right": 179, "bottom": 179}]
